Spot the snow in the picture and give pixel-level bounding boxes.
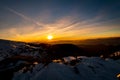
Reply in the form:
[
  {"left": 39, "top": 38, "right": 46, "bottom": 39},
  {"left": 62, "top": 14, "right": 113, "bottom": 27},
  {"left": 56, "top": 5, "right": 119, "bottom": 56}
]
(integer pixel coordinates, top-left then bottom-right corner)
[
  {"left": 0, "top": 40, "right": 26, "bottom": 61},
  {"left": 0, "top": 40, "right": 42, "bottom": 61},
  {"left": 12, "top": 57, "right": 120, "bottom": 80},
  {"left": 76, "top": 57, "right": 120, "bottom": 80},
  {"left": 0, "top": 39, "right": 120, "bottom": 80},
  {"left": 63, "top": 56, "right": 76, "bottom": 62}
]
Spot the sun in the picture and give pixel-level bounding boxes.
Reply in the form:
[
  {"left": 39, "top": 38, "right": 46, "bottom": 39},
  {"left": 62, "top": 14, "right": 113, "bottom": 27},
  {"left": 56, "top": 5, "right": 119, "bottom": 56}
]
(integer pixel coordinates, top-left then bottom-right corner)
[{"left": 47, "top": 35, "right": 53, "bottom": 40}]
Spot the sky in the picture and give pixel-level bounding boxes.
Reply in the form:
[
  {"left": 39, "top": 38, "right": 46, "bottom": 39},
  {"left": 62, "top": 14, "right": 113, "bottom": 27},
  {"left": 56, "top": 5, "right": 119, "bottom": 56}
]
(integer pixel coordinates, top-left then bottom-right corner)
[{"left": 0, "top": 0, "right": 120, "bottom": 42}]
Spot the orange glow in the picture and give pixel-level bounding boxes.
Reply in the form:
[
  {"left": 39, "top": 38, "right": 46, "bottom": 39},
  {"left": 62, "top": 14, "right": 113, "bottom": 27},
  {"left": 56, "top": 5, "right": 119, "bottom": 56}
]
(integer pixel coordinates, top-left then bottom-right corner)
[
  {"left": 33, "top": 62, "right": 38, "bottom": 65},
  {"left": 1, "top": 17, "right": 120, "bottom": 42},
  {"left": 117, "top": 74, "right": 120, "bottom": 78},
  {"left": 52, "top": 59, "right": 62, "bottom": 63}
]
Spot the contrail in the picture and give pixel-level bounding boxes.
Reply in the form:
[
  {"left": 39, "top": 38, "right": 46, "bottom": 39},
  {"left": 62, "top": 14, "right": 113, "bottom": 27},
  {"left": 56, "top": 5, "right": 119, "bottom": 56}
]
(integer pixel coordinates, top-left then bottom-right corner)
[
  {"left": 6, "top": 7, "right": 43, "bottom": 26},
  {"left": 52, "top": 18, "right": 81, "bottom": 34}
]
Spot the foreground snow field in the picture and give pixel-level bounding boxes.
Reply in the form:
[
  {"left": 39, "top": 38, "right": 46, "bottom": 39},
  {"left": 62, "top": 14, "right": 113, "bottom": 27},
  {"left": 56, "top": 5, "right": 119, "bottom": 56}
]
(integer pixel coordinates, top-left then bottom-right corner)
[
  {"left": 0, "top": 39, "right": 120, "bottom": 80},
  {"left": 13, "top": 57, "right": 120, "bottom": 80}
]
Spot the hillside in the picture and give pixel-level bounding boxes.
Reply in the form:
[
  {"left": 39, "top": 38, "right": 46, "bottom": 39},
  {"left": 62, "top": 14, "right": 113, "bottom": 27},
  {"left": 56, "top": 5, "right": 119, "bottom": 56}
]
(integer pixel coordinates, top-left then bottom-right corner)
[{"left": 0, "top": 39, "right": 120, "bottom": 80}]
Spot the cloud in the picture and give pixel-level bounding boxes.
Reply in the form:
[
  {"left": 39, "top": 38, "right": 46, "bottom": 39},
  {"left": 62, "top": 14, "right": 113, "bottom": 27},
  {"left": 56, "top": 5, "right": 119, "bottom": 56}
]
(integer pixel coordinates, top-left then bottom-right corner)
[{"left": 6, "top": 7, "right": 44, "bottom": 27}]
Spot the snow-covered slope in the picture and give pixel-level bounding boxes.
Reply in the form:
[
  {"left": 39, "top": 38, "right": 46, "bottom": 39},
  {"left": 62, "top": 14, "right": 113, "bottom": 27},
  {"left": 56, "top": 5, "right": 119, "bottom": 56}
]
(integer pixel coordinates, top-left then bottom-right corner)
[
  {"left": 0, "top": 39, "right": 120, "bottom": 80},
  {"left": 13, "top": 57, "right": 120, "bottom": 80},
  {"left": 0, "top": 39, "right": 42, "bottom": 61},
  {"left": 0, "top": 39, "right": 25, "bottom": 61}
]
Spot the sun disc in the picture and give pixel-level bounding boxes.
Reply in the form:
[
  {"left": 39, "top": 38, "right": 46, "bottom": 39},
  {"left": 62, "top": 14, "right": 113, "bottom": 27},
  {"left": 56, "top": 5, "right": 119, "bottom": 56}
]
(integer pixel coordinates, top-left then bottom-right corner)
[{"left": 47, "top": 35, "right": 53, "bottom": 40}]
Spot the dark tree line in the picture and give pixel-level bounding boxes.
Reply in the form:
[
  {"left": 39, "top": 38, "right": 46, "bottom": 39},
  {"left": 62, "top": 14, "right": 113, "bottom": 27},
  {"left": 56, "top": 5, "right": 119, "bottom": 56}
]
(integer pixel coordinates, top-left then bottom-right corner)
[
  {"left": 28, "top": 43, "right": 120, "bottom": 60},
  {"left": 42, "top": 44, "right": 120, "bottom": 61}
]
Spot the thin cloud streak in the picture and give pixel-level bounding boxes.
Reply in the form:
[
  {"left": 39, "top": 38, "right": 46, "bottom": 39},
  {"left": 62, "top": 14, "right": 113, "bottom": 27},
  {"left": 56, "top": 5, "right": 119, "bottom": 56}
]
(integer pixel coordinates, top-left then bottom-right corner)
[{"left": 6, "top": 7, "right": 44, "bottom": 27}]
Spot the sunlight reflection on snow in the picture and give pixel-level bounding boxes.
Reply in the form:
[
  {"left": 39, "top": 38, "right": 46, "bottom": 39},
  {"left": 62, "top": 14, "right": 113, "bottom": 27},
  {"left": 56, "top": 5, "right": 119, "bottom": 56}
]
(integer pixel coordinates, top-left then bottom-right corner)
[
  {"left": 33, "top": 62, "right": 38, "bottom": 65},
  {"left": 117, "top": 73, "right": 120, "bottom": 78}
]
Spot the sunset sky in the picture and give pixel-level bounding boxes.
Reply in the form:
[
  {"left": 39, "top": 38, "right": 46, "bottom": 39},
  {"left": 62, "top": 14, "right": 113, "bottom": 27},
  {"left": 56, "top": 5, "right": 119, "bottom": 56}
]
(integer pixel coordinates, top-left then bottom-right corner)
[{"left": 0, "top": 0, "right": 120, "bottom": 42}]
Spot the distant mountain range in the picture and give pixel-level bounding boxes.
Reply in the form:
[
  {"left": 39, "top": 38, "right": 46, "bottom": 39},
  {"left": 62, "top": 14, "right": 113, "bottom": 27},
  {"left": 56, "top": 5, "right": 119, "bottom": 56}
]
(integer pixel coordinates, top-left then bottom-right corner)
[
  {"left": 48, "top": 37, "right": 120, "bottom": 45},
  {"left": 1, "top": 37, "right": 120, "bottom": 45}
]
